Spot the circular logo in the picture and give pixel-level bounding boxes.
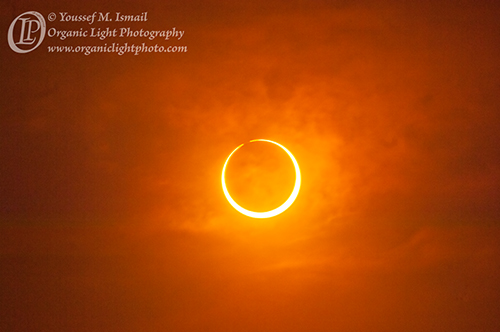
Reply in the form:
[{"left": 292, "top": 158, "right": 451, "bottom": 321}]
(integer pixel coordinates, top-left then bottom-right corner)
[{"left": 8, "top": 11, "right": 46, "bottom": 54}]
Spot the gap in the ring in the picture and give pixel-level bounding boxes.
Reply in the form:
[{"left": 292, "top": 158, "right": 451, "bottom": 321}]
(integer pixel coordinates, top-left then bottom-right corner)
[{"left": 225, "top": 141, "right": 296, "bottom": 212}]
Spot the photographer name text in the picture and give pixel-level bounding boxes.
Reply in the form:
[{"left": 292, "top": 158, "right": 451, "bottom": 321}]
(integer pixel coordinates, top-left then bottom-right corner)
[{"left": 58, "top": 12, "right": 148, "bottom": 25}]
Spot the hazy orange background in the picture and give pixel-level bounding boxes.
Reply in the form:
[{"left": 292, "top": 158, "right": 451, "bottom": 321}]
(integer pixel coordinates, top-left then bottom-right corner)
[{"left": 1, "top": 0, "right": 500, "bottom": 331}]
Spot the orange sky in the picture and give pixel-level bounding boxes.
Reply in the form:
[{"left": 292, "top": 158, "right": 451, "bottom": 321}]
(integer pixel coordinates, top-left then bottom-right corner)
[{"left": 1, "top": 1, "right": 500, "bottom": 331}]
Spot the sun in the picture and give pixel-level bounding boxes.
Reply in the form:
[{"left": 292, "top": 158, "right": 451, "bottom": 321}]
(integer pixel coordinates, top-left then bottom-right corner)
[{"left": 221, "top": 139, "right": 301, "bottom": 218}]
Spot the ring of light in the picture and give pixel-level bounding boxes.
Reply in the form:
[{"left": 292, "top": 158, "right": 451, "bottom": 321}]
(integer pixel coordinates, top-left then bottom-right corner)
[{"left": 222, "top": 139, "right": 301, "bottom": 218}]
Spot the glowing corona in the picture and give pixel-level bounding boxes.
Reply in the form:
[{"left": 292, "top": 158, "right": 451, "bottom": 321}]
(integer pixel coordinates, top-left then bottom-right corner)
[{"left": 221, "top": 139, "right": 301, "bottom": 218}]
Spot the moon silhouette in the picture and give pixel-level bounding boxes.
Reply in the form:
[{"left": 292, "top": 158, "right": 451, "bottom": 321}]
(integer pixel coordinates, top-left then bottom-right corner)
[{"left": 221, "top": 139, "right": 301, "bottom": 218}]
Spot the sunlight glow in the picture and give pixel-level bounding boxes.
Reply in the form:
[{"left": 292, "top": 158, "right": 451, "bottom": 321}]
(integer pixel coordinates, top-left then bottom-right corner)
[{"left": 222, "top": 139, "right": 301, "bottom": 218}]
